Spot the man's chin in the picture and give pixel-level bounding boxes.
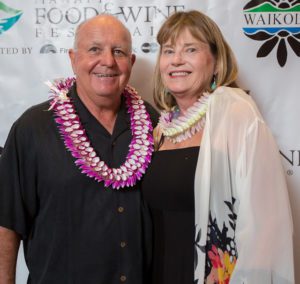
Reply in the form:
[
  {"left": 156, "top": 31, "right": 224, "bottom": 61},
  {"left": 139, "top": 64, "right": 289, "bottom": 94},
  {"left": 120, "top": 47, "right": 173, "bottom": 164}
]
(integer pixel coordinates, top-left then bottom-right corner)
[
  {"left": 92, "top": 83, "right": 126, "bottom": 97},
  {"left": 94, "top": 88, "right": 123, "bottom": 99}
]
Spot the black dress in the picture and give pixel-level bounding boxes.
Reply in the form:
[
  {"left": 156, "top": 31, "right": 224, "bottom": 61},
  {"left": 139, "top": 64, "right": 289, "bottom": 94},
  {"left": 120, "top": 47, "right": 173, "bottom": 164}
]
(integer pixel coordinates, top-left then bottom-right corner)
[{"left": 142, "top": 147, "right": 200, "bottom": 284}]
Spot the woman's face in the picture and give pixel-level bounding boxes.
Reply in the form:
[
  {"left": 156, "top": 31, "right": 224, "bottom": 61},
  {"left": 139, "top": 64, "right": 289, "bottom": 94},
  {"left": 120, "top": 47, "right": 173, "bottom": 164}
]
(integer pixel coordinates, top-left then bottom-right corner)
[{"left": 159, "top": 28, "right": 216, "bottom": 101}]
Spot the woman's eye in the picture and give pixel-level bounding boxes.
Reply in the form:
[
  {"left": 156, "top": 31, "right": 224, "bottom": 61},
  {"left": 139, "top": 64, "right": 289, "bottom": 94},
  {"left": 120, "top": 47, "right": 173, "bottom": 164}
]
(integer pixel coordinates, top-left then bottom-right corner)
[
  {"left": 163, "top": 49, "right": 174, "bottom": 55},
  {"left": 186, "top": 47, "right": 196, "bottom": 53}
]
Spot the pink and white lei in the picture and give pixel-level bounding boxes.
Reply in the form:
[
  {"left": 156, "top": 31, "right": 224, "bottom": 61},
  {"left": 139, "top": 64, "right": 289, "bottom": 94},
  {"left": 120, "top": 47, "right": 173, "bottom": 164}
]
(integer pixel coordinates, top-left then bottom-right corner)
[{"left": 46, "top": 77, "right": 154, "bottom": 189}]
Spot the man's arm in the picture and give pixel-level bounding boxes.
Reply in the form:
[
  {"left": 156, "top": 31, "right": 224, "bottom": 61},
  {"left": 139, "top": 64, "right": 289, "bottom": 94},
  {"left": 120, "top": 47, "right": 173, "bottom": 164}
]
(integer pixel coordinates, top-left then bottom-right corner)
[{"left": 0, "top": 226, "right": 21, "bottom": 284}]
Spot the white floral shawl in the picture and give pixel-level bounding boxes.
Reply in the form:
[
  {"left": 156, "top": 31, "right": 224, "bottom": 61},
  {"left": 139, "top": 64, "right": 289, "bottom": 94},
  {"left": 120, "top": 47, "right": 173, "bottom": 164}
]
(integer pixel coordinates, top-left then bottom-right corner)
[{"left": 194, "top": 87, "right": 294, "bottom": 284}]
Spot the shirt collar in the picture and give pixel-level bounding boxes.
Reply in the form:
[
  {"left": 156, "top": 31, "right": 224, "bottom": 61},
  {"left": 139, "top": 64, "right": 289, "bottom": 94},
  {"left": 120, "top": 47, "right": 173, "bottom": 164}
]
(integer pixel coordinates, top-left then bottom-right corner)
[{"left": 68, "top": 83, "right": 130, "bottom": 138}]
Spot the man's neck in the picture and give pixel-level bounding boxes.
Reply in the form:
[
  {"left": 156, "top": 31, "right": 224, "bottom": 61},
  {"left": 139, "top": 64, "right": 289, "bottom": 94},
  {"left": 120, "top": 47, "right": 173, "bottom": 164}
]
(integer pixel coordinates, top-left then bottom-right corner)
[
  {"left": 93, "top": 108, "right": 119, "bottom": 134},
  {"left": 77, "top": 91, "right": 121, "bottom": 135}
]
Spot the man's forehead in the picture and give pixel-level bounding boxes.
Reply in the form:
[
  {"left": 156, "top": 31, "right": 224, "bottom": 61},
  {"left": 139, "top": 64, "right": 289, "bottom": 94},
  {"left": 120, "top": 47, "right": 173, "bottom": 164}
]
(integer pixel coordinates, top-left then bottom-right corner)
[
  {"left": 80, "top": 15, "right": 127, "bottom": 35},
  {"left": 79, "top": 20, "right": 129, "bottom": 39},
  {"left": 73, "top": 15, "right": 132, "bottom": 50},
  {"left": 77, "top": 31, "right": 130, "bottom": 47}
]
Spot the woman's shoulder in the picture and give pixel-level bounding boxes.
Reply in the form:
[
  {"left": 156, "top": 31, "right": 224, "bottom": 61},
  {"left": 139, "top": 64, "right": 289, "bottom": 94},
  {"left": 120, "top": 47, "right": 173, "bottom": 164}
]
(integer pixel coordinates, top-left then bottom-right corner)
[
  {"left": 211, "top": 86, "right": 251, "bottom": 104},
  {"left": 212, "top": 87, "right": 262, "bottom": 115},
  {"left": 209, "top": 86, "right": 265, "bottom": 125}
]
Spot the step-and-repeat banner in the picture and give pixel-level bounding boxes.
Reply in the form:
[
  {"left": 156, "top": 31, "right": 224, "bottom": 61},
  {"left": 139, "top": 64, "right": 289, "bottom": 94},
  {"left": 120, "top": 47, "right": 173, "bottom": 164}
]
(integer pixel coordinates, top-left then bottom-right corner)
[{"left": 1, "top": 0, "right": 299, "bottom": 282}]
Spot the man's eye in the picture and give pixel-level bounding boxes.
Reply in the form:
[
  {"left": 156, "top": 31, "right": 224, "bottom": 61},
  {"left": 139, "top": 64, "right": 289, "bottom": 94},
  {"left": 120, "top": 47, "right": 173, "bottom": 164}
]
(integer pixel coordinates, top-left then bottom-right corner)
[
  {"left": 114, "top": 49, "right": 125, "bottom": 56},
  {"left": 89, "top": 47, "right": 100, "bottom": 53}
]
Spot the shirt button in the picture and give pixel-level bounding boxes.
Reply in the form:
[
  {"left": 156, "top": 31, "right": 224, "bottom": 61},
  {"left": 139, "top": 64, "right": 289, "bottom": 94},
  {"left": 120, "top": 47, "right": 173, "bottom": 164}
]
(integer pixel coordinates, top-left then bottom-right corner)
[
  {"left": 120, "top": 275, "right": 127, "bottom": 282},
  {"left": 120, "top": 241, "right": 126, "bottom": 248},
  {"left": 118, "top": 206, "right": 124, "bottom": 213}
]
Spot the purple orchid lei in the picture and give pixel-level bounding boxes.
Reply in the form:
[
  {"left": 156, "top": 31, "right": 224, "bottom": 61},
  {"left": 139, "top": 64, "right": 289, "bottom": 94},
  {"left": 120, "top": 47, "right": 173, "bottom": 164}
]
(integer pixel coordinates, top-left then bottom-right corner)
[{"left": 46, "top": 77, "right": 154, "bottom": 189}]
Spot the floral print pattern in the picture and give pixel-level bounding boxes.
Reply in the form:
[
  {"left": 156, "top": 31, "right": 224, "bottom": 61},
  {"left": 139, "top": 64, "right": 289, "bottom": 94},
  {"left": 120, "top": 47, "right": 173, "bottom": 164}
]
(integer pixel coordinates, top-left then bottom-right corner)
[
  {"left": 205, "top": 245, "right": 237, "bottom": 284},
  {"left": 195, "top": 198, "right": 238, "bottom": 283}
]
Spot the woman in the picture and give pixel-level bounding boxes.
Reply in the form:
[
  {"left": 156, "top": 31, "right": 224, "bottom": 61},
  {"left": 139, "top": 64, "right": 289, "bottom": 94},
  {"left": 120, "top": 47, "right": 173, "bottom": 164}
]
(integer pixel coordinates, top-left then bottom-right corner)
[{"left": 142, "top": 10, "right": 294, "bottom": 284}]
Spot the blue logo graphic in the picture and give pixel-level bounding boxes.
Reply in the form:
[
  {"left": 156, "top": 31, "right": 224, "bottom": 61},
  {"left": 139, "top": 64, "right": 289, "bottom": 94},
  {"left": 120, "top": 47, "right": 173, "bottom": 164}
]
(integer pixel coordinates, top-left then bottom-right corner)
[
  {"left": 0, "top": 1, "right": 23, "bottom": 35},
  {"left": 243, "top": 0, "right": 300, "bottom": 67}
]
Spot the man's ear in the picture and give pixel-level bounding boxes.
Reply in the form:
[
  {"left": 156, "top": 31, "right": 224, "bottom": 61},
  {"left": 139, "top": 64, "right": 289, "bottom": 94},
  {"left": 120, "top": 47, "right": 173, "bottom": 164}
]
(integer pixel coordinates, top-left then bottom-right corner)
[
  {"left": 131, "top": 53, "right": 136, "bottom": 66},
  {"left": 68, "top": 49, "right": 76, "bottom": 74}
]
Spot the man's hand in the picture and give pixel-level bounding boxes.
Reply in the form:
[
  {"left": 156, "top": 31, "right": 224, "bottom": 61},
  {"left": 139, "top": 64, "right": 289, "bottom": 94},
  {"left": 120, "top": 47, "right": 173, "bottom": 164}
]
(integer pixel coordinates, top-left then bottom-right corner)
[{"left": 0, "top": 226, "right": 20, "bottom": 284}]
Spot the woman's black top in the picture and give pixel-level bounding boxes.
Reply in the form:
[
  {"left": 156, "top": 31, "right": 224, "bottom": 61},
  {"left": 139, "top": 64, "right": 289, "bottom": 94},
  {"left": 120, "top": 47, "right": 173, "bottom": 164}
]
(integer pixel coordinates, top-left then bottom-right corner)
[{"left": 142, "top": 146, "right": 200, "bottom": 284}]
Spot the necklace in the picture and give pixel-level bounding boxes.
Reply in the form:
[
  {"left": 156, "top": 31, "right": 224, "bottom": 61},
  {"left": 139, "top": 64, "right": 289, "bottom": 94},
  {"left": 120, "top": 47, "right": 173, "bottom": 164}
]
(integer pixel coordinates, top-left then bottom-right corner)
[
  {"left": 158, "top": 93, "right": 210, "bottom": 144},
  {"left": 46, "top": 77, "right": 154, "bottom": 189}
]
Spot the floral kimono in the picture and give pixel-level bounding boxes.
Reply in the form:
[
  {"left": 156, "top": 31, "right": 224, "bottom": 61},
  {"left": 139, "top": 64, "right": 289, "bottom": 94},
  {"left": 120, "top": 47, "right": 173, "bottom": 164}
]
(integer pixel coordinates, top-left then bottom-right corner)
[{"left": 194, "top": 87, "right": 294, "bottom": 284}]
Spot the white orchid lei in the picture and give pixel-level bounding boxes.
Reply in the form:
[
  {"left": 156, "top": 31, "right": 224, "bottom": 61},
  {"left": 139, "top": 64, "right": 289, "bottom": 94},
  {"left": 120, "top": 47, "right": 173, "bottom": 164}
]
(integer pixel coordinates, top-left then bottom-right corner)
[
  {"left": 159, "top": 93, "right": 210, "bottom": 144},
  {"left": 46, "top": 77, "right": 154, "bottom": 189}
]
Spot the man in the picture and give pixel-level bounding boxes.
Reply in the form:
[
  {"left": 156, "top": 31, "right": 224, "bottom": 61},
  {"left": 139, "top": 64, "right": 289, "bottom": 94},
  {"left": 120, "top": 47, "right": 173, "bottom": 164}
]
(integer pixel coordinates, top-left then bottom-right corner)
[{"left": 0, "top": 15, "right": 157, "bottom": 283}]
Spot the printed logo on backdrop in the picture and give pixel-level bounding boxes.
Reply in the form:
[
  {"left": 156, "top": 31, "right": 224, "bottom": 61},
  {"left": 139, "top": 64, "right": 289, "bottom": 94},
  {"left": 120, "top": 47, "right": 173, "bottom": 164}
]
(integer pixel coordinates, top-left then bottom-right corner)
[
  {"left": 0, "top": 1, "right": 22, "bottom": 35},
  {"left": 243, "top": 0, "right": 300, "bottom": 67},
  {"left": 33, "top": 1, "right": 185, "bottom": 55},
  {"left": 40, "top": 44, "right": 57, "bottom": 54},
  {"left": 280, "top": 150, "right": 300, "bottom": 175},
  {"left": 141, "top": 42, "right": 159, "bottom": 53}
]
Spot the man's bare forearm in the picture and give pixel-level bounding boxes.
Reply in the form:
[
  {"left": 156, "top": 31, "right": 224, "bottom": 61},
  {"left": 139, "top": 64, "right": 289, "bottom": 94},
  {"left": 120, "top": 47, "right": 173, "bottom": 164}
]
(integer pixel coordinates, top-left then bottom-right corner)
[{"left": 0, "top": 226, "right": 20, "bottom": 284}]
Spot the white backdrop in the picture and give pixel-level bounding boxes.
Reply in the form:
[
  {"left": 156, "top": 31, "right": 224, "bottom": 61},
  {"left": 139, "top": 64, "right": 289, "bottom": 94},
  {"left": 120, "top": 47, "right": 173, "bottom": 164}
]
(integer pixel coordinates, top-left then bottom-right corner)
[{"left": 0, "top": 0, "right": 299, "bottom": 282}]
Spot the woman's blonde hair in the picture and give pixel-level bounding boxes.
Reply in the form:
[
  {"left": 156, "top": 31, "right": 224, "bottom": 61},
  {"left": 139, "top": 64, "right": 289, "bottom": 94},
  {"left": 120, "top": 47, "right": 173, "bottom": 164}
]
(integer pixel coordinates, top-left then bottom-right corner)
[{"left": 153, "top": 10, "right": 238, "bottom": 111}]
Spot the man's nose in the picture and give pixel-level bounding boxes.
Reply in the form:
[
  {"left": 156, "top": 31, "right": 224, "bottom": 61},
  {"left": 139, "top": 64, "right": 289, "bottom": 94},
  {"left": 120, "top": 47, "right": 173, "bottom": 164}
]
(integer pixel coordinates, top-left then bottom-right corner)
[{"left": 101, "top": 50, "right": 116, "bottom": 67}]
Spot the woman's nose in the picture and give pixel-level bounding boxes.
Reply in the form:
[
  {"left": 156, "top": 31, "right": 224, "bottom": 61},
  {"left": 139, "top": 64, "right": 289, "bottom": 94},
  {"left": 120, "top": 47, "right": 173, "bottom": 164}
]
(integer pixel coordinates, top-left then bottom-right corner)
[{"left": 171, "top": 51, "right": 184, "bottom": 65}]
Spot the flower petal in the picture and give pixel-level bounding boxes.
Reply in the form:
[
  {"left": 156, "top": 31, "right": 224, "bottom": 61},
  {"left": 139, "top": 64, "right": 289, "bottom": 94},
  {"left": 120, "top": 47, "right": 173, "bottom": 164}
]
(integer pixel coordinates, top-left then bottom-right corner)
[
  {"left": 257, "top": 36, "right": 279, "bottom": 57},
  {"left": 244, "top": 31, "right": 273, "bottom": 41},
  {"left": 277, "top": 38, "right": 287, "bottom": 67},
  {"left": 287, "top": 36, "right": 300, "bottom": 57}
]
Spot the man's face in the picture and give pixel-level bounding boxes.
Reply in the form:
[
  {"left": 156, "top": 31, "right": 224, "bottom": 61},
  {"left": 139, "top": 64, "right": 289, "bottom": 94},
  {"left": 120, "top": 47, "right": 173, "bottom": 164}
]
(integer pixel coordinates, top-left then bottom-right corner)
[{"left": 69, "top": 17, "right": 135, "bottom": 104}]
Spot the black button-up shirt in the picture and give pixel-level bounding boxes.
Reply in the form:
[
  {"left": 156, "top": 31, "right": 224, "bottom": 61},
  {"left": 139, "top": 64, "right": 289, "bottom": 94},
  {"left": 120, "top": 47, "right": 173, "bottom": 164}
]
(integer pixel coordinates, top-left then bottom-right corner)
[{"left": 0, "top": 85, "right": 158, "bottom": 283}]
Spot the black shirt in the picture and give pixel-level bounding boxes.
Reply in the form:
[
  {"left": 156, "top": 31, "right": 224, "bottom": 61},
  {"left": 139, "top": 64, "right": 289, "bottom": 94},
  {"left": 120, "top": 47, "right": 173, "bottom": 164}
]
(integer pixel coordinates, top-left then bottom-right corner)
[{"left": 0, "top": 85, "right": 158, "bottom": 284}]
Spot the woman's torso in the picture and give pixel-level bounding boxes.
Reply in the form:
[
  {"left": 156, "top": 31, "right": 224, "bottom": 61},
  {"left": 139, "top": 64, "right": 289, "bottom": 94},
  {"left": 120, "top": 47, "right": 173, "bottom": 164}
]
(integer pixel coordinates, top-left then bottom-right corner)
[{"left": 142, "top": 146, "right": 200, "bottom": 284}]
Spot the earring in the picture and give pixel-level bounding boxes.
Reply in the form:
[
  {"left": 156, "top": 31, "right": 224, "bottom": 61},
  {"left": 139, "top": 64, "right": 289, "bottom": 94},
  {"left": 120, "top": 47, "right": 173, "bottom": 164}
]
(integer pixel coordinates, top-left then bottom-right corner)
[
  {"left": 211, "top": 75, "right": 217, "bottom": 91},
  {"left": 165, "top": 88, "right": 171, "bottom": 95}
]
